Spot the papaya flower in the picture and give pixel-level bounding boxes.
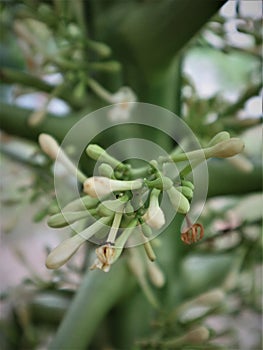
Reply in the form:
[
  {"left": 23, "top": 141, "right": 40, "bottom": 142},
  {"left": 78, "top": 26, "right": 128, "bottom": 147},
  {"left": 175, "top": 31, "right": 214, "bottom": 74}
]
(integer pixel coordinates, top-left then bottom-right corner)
[{"left": 142, "top": 189, "right": 165, "bottom": 229}]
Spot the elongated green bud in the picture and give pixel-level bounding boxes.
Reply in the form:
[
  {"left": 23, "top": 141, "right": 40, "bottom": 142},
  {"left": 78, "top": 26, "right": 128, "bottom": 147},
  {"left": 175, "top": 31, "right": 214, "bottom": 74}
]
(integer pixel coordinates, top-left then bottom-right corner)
[
  {"left": 170, "top": 137, "right": 244, "bottom": 163},
  {"left": 87, "top": 40, "right": 111, "bottom": 57},
  {"left": 145, "top": 176, "right": 173, "bottom": 190},
  {"left": 143, "top": 241, "right": 156, "bottom": 261},
  {"left": 47, "top": 211, "right": 92, "bottom": 228},
  {"left": 177, "top": 186, "right": 193, "bottom": 200},
  {"left": 86, "top": 144, "right": 124, "bottom": 169},
  {"left": 208, "top": 131, "right": 230, "bottom": 147},
  {"left": 98, "top": 163, "right": 115, "bottom": 178},
  {"left": 62, "top": 196, "right": 99, "bottom": 212},
  {"left": 167, "top": 187, "right": 190, "bottom": 214}
]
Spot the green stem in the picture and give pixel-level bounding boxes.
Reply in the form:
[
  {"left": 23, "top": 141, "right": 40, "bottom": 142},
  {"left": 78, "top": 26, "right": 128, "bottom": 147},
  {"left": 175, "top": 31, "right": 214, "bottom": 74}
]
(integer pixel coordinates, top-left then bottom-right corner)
[
  {"left": 0, "top": 68, "right": 85, "bottom": 109},
  {"left": 97, "top": 0, "right": 227, "bottom": 75},
  {"left": 49, "top": 260, "right": 134, "bottom": 350}
]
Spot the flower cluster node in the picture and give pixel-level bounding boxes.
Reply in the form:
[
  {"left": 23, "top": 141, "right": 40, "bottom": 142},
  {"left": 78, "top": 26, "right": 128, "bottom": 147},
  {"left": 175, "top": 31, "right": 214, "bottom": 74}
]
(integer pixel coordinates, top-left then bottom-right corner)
[{"left": 40, "top": 132, "right": 244, "bottom": 272}]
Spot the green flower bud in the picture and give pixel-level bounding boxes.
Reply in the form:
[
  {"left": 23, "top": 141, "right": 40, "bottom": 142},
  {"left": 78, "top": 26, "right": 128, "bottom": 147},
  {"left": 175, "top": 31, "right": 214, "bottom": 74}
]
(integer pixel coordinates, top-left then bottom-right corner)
[
  {"left": 145, "top": 176, "right": 173, "bottom": 190},
  {"left": 86, "top": 144, "right": 124, "bottom": 169},
  {"left": 87, "top": 40, "right": 112, "bottom": 57},
  {"left": 167, "top": 187, "right": 190, "bottom": 214},
  {"left": 98, "top": 163, "right": 114, "bottom": 178},
  {"left": 47, "top": 210, "right": 92, "bottom": 228},
  {"left": 143, "top": 241, "right": 156, "bottom": 261},
  {"left": 177, "top": 186, "right": 193, "bottom": 200},
  {"left": 181, "top": 180, "right": 194, "bottom": 190},
  {"left": 62, "top": 196, "right": 99, "bottom": 212},
  {"left": 208, "top": 131, "right": 230, "bottom": 147}
]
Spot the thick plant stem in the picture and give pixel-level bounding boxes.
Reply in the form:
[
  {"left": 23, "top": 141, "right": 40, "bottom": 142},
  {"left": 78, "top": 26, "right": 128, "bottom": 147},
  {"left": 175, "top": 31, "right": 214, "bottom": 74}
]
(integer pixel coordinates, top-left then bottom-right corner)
[
  {"left": 96, "top": 0, "right": 227, "bottom": 75},
  {"left": 0, "top": 103, "right": 84, "bottom": 142},
  {"left": 0, "top": 68, "right": 85, "bottom": 109},
  {"left": 49, "top": 260, "right": 134, "bottom": 350}
]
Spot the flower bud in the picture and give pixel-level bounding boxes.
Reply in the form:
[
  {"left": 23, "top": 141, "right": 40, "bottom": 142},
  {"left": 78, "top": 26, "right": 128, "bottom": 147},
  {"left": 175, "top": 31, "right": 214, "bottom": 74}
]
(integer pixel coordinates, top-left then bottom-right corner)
[
  {"left": 97, "top": 196, "right": 129, "bottom": 216},
  {"left": 181, "top": 180, "right": 194, "bottom": 190},
  {"left": 184, "top": 326, "right": 210, "bottom": 344},
  {"left": 47, "top": 211, "right": 91, "bottom": 228},
  {"left": 167, "top": 187, "right": 190, "bottom": 214},
  {"left": 39, "top": 133, "right": 60, "bottom": 160},
  {"left": 143, "top": 241, "right": 156, "bottom": 261},
  {"left": 62, "top": 196, "right": 99, "bottom": 212},
  {"left": 87, "top": 40, "right": 111, "bottom": 57},
  {"left": 207, "top": 138, "right": 245, "bottom": 158},
  {"left": 83, "top": 176, "right": 143, "bottom": 198},
  {"left": 98, "top": 163, "right": 115, "bottom": 178},
  {"left": 146, "top": 261, "right": 165, "bottom": 288},
  {"left": 39, "top": 133, "right": 86, "bottom": 182},
  {"left": 46, "top": 217, "right": 111, "bottom": 269},
  {"left": 208, "top": 131, "right": 230, "bottom": 147},
  {"left": 145, "top": 176, "right": 173, "bottom": 190},
  {"left": 142, "top": 189, "right": 165, "bottom": 229},
  {"left": 86, "top": 144, "right": 122, "bottom": 169},
  {"left": 177, "top": 186, "right": 193, "bottom": 200},
  {"left": 46, "top": 234, "right": 86, "bottom": 269}
]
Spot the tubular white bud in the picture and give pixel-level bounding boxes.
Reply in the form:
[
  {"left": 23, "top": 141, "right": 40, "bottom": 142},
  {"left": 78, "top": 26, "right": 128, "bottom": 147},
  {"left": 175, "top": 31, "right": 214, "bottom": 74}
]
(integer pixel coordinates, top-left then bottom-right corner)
[
  {"left": 207, "top": 138, "right": 245, "bottom": 158},
  {"left": 38, "top": 133, "right": 87, "bottom": 182},
  {"left": 142, "top": 189, "right": 165, "bottom": 229},
  {"left": 46, "top": 234, "right": 85, "bottom": 269},
  {"left": 46, "top": 216, "right": 112, "bottom": 269},
  {"left": 83, "top": 176, "right": 143, "bottom": 198},
  {"left": 39, "top": 133, "right": 60, "bottom": 160}
]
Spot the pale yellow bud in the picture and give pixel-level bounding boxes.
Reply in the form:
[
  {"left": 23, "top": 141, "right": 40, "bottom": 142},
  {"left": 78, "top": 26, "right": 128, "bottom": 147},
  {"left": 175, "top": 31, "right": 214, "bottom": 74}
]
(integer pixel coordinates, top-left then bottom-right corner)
[
  {"left": 147, "top": 261, "right": 165, "bottom": 288},
  {"left": 208, "top": 138, "right": 245, "bottom": 158},
  {"left": 38, "top": 133, "right": 87, "bottom": 182},
  {"left": 39, "top": 133, "right": 60, "bottom": 160},
  {"left": 46, "top": 234, "right": 85, "bottom": 269}
]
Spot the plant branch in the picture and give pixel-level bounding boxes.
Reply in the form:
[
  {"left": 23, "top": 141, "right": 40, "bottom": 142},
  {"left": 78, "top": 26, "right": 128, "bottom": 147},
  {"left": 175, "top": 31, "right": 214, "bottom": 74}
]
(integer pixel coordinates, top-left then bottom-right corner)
[
  {"left": 49, "top": 260, "right": 135, "bottom": 349},
  {"left": 0, "top": 68, "right": 85, "bottom": 109}
]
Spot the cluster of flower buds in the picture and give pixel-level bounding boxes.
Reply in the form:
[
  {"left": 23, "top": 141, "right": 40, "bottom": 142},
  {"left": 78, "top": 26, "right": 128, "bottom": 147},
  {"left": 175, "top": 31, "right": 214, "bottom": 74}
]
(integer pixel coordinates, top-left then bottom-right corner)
[{"left": 39, "top": 131, "right": 244, "bottom": 273}]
